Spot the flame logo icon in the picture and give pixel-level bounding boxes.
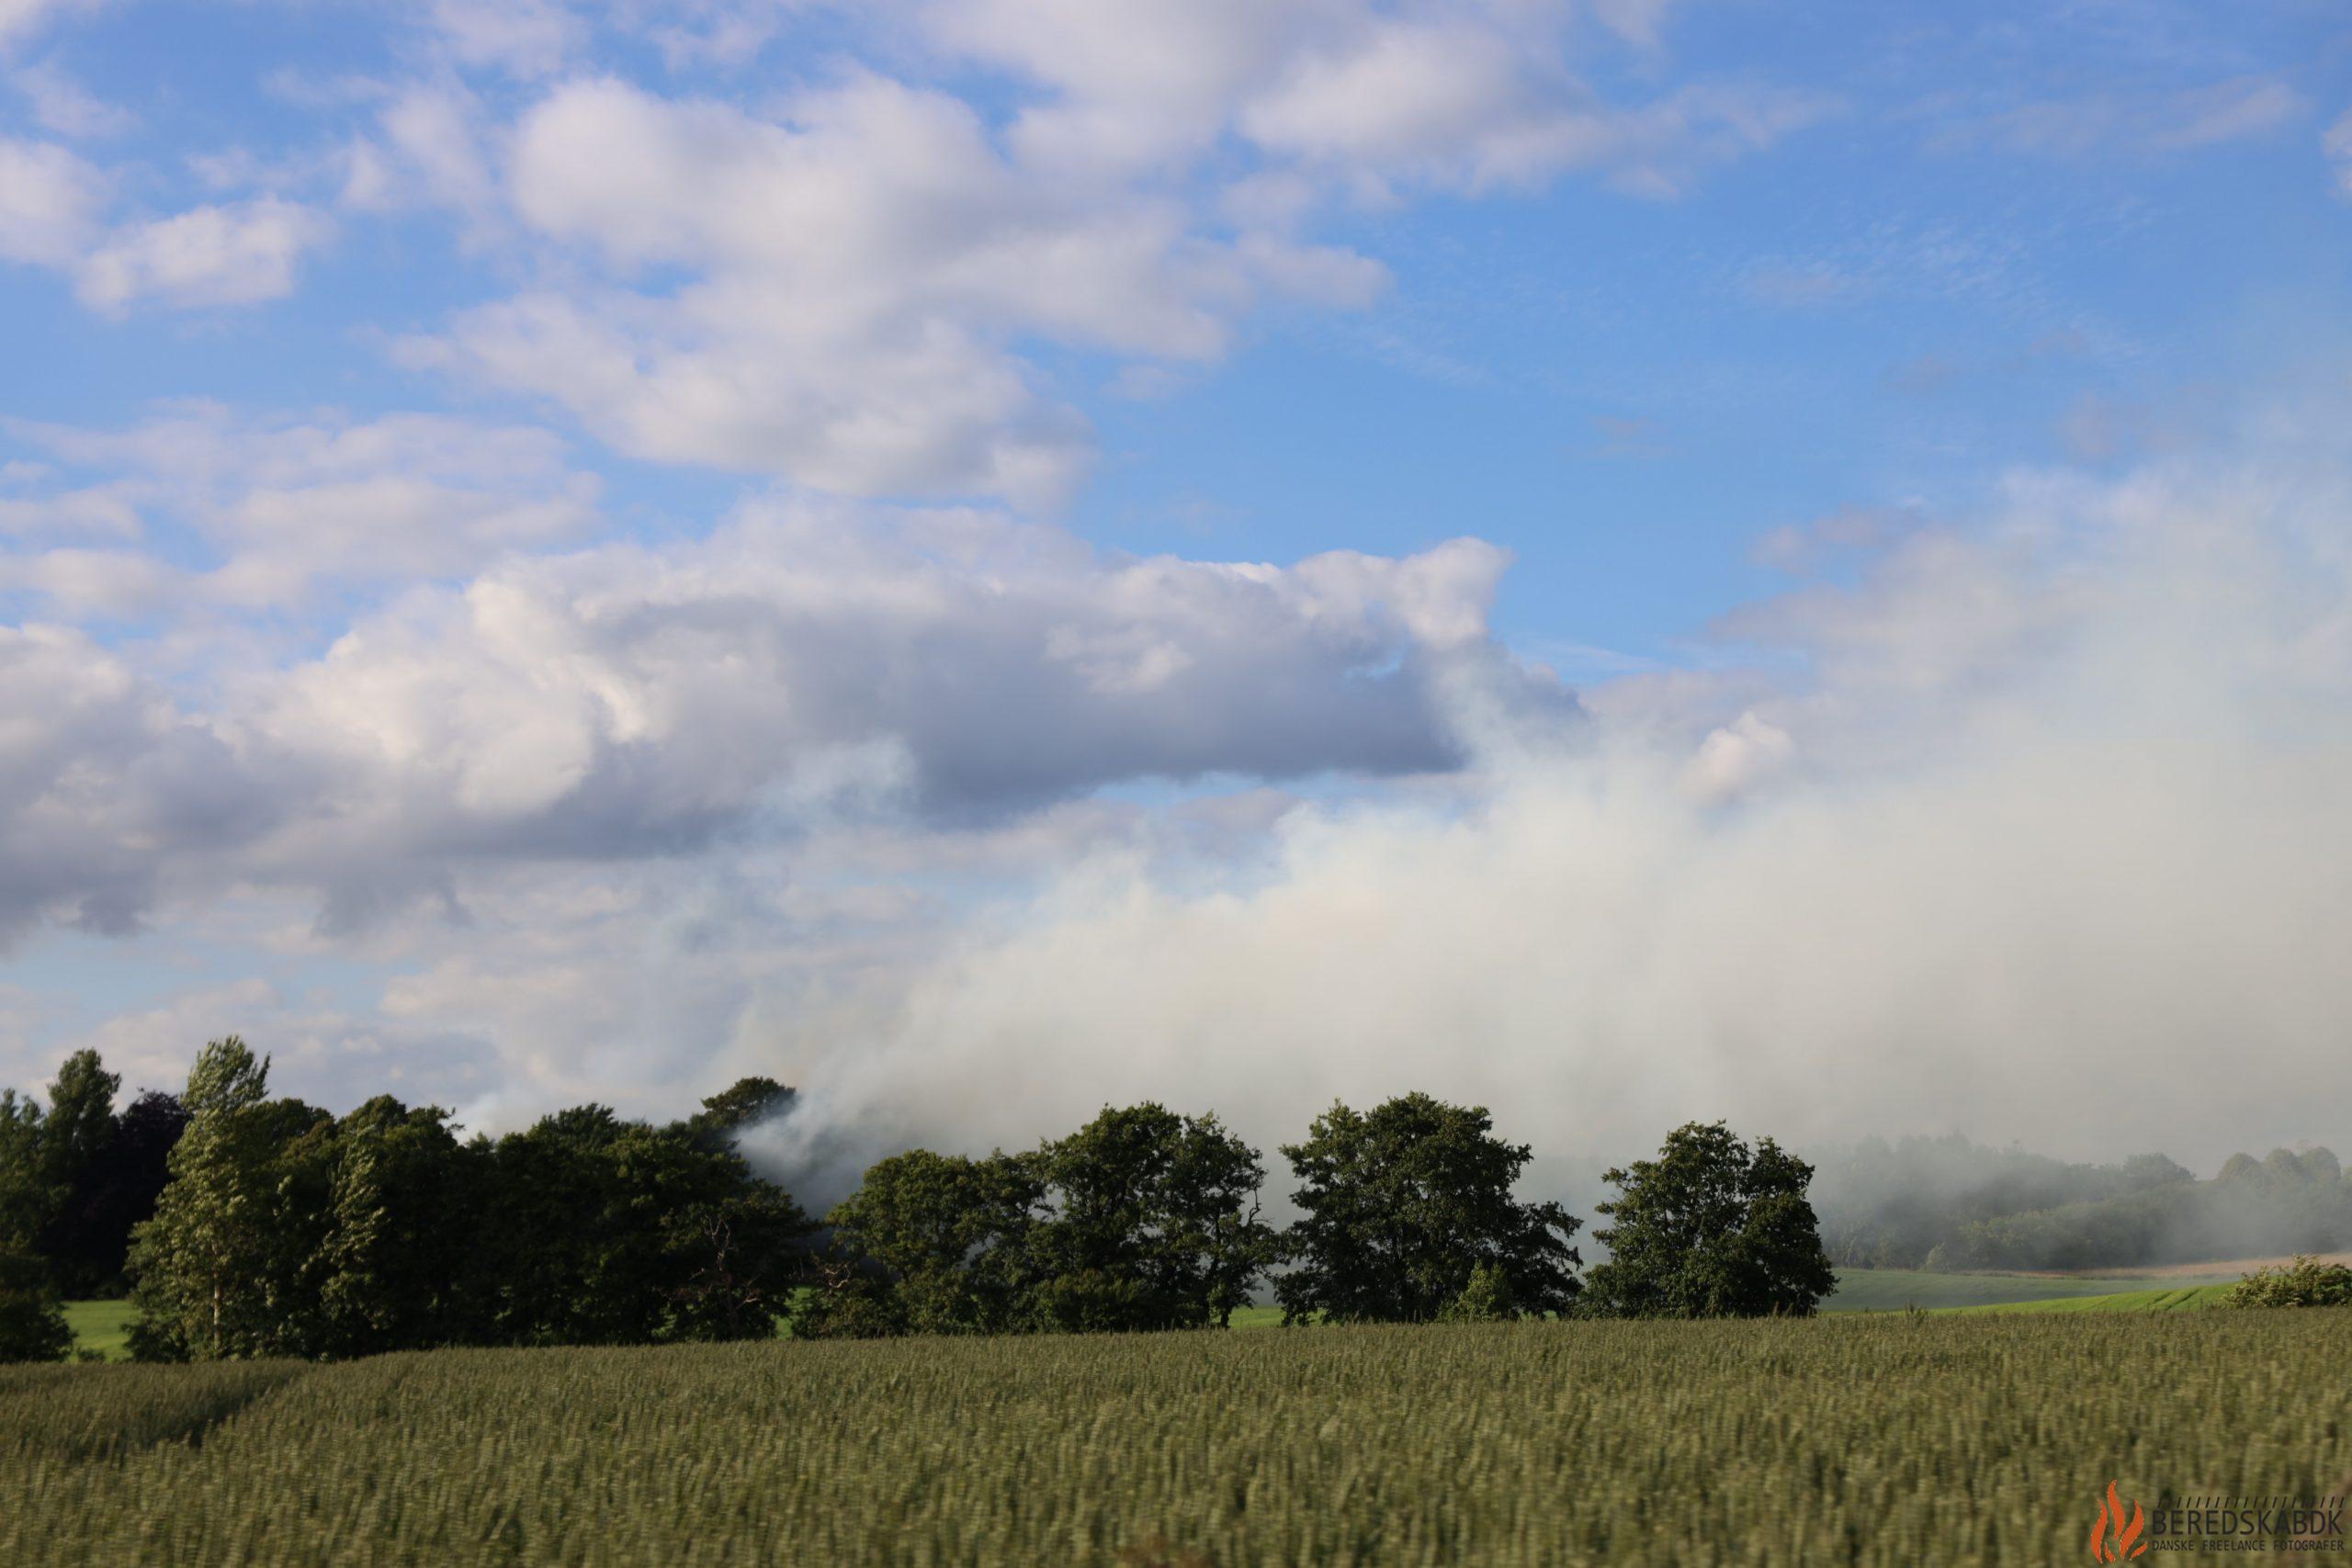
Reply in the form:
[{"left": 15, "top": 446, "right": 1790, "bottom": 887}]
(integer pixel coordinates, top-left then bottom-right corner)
[{"left": 2090, "top": 1481, "right": 2149, "bottom": 1562}]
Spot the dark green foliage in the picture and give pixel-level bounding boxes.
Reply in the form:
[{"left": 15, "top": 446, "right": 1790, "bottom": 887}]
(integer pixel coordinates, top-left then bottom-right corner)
[
  {"left": 125, "top": 1043, "right": 811, "bottom": 1359},
  {"left": 470, "top": 1106, "right": 810, "bottom": 1347},
  {"left": 1275, "top": 1093, "right": 1580, "bottom": 1325},
  {"left": 0, "top": 1090, "right": 52, "bottom": 1258},
  {"left": 313, "top": 1098, "right": 480, "bottom": 1357},
  {"left": 69, "top": 1090, "right": 187, "bottom": 1297},
  {"left": 801, "top": 1105, "right": 1280, "bottom": 1337},
  {"left": 687, "top": 1077, "right": 798, "bottom": 1145},
  {"left": 0, "top": 1247, "right": 71, "bottom": 1363},
  {"left": 1584, "top": 1121, "right": 1836, "bottom": 1319},
  {"left": 797, "top": 1149, "right": 1045, "bottom": 1337},
  {"left": 34, "top": 1052, "right": 119, "bottom": 1296},
  {"left": 1437, "top": 1260, "right": 1518, "bottom": 1323},
  {"left": 127, "top": 1039, "right": 336, "bottom": 1361},
  {"left": 1028, "top": 1104, "right": 1278, "bottom": 1332},
  {"left": 2223, "top": 1254, "right": 2352, "bottom": 1308},
  {"left": 660, "top": 1186, "right": 815, "bottom": 1341}
]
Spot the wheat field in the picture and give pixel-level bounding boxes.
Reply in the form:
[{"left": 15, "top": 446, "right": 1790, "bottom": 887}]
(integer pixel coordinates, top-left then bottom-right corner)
[{"left": 5, "top": 1312, "right": 2346, "bottom": 1566}]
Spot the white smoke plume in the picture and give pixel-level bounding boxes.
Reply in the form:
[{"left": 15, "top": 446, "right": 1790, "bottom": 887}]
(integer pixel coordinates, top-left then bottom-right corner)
[{"left": 749, "top": 437, "right": 2352, "bottom": 1200}]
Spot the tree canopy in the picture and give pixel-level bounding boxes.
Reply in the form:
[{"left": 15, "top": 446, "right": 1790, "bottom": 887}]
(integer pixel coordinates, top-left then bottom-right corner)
[
  {"left": 1583, "top": 1121, "right": 1836, "bottom": 1319},
  {"left": 1275, "top": 1093, "right": 1581, "bottom": 1325}
]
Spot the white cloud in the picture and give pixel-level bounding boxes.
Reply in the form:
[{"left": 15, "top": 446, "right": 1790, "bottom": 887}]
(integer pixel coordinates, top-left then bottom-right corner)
[
  {"left": 411, "top": 73, "right": 1381, "bottom": 506},
  {"left": 381, "top": 4, "right": 1806, "bottom": 505},
  {"left": 74, "top": 196, "right": 334, "bottom": 312},
  {"left": 423, "top": 0, "right": 582, "bottom": 77},
  {"left": 0, "top": 133, "right": 106, "bottom": 265},
  {"left": 4, "top": 403, "right": 601, "bottom": 605},
  {"left": 340, "top": 83, "right": 500, "bottom": 231},
  {"left": 0, "top": 492, "right": 1555, "bottom": 943},
  {"left": 0, "top": 0, "right": 101, "bottom": 51},
  {"left": 9, "top": 60, "right": 133, "bottom": 137},
  {"left": 919, "top": 0, "right": 1810, "bottom": 196},
  {"left": 2326, "top": 109, "right": 2352, "bottom": 198}
]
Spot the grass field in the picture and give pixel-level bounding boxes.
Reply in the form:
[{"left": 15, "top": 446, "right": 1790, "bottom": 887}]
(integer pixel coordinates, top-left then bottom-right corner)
[
  {"left": 61, "top": 1300, "right": 136, "bottom": 1361},
  {"left": 1821, "top": 1267, "right": 2235, "bottom": 1313},
  {"left": 53, "top": 1275, "right": 2245, "bottom": 1359},
  {"left": 1947, "top": 1282, "right": 2235, "bottom": 1314},
  {"left": 6, "top": 1312, "right": 2347, "bottom": 1565}
]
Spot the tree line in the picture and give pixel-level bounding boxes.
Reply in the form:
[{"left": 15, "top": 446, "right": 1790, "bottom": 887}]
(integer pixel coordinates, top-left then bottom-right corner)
[
  {"left": 1809, "top": 1134, "right": 2352, "bottom": 1271},
  {"left": 1, "top": 1039, "right": 1838, "bottom": 1363}
]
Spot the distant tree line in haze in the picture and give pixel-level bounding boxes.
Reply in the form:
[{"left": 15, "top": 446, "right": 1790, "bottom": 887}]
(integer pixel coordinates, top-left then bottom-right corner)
[
  {"left": 1810, "top": 1134, "right": 2352, "bottom": 1271},
  {"left": 2, "top": 1039, "right": 1838, "bottom": 1362}
]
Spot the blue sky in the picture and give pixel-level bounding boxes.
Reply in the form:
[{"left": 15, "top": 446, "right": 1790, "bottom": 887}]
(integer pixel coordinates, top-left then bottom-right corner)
[{"left": 4, "top": 0, "right": 2351, "bottom": 1170}]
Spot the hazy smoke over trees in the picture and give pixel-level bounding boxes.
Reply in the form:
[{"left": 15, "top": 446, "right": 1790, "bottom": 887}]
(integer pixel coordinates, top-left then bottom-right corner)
[{"left": 745, "top": 436, "right": 2352, "bottom": 1202}]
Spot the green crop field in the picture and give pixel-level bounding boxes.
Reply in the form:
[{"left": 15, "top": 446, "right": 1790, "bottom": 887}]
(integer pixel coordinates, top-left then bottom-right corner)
[
  {"left": 1947, "top": 1282, "right": 2235, "bottom": 1314},
  {"left": 6, "top": 1312, "right": 2347, "bottom": 1566},
  {"left": 1821, "top": 1267, "right": 2236, "bottom": 1312}
]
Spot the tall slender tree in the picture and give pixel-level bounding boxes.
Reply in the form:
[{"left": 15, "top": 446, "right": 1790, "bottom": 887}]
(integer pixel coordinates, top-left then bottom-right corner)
[
  {"left": 37, "top": 1050, "right": 122, "bottom": 1296},
  {"left": 127, "top": 1038, "right": 334, "bottom": 1360}
]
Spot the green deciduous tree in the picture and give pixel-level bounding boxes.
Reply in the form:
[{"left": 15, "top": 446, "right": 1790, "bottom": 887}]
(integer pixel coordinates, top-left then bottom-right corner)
[
  {"left": 0, "top": 1089, "right": 55, "bottom": 1258},
  {"left": 687, "top": 1077, "right": 798, "bottom": 1145},
  {"left": 314, "top": 1097, "right": 480, "bottom": 1357},
  {"left": 0, "top": 1247, "right": 72, "bottom": 1363},
  {"left": 1029, "top": 1103, "right": 1277, "bottom": 1332},
  {"left": 1583, "top": 1121, "right": 1837, "bottom": 1319},
  {"left": 662, "top": 1185, "right": 814, "bottom": 1341},
  {"left": 796, "top": 1149, "right": 1045, "bottom": 1337},
  {"left": 471, "top": 1106, "right": 810, "bottom": 1347},
  {"left": 1276, "top": 1093, "right": 1581, "bottom": 1325},
  {"left": 37, "top": 1051, "right": 121, "bottom": 1296},
  {"left": 0, "top": 1089, "right": 71, "bottom": 1362},
  {"left": 127, "top": 1038, "right": 336, "bottom": 1360}
]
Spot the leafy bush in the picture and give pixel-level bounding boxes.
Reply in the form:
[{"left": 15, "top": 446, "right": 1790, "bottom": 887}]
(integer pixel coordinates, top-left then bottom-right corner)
[
  {"left": 0, "top": 1249, "right": 71, "bottom": 1365},
  {"left": 2223, "top": 1255, "right": 2352, "bottom": 1308}
]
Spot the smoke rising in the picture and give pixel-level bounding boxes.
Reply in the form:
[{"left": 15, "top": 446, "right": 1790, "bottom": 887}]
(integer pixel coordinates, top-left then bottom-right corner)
[{"left": 749, "top": 445, "right": 2352, "bottom": 1201}]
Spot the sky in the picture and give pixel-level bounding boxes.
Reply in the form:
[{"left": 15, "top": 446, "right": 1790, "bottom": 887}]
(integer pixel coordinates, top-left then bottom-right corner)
[{"left": 3, "top": 0, "right": 2351, "bottom": 1186}]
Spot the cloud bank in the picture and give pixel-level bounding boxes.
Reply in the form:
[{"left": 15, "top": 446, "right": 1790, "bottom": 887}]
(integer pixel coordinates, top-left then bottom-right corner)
[{"left": 0, "top": 487, "right": 1549, "bottom": 942}]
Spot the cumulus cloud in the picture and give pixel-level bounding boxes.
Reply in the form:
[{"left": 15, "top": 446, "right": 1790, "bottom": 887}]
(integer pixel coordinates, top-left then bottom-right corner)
[
  {"left": 910, "top": 0, "right": 1792, "bottom": 195},
  {"left": 0, "top": 622, "right": 266, "bottom": 940},
  {"left": 74, "top": 196, "right": 334, "bottom": 312},
  {"left": 0, "top": 133, "right": 106, "bottom": 265},
  {"left": 741, "top": 448, "right": 2352, "bottom": 1186},
  {"left": 0, "top": 495, "right": 1555, "bottom": 942},
  {"left": 380, "top": 4, "right": 1807, "bottom": 505},
  {"left": 0, "top": 141, "right": 334, "bottom": 313},
  {"left": 407, "top": 73, "right": 1381, "bottom": 507},
  {"left": 2, "top": 403, "right": 601, "bottom": 607}
]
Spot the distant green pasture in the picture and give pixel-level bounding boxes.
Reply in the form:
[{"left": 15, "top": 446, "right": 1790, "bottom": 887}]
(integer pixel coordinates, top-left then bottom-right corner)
[{"left": 62, "top": 1301, "right": 137, "bottom": 1362}]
